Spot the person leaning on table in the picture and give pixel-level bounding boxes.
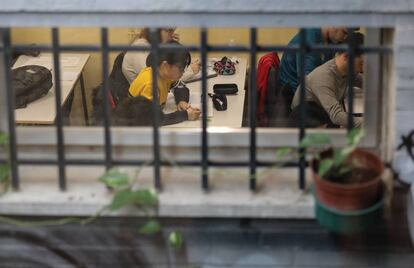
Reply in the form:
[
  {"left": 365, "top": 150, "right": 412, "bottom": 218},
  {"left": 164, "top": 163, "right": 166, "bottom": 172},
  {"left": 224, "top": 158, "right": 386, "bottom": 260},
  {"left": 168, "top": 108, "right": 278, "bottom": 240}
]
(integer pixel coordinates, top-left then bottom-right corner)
[
  {"left": 289, "top": 32, "right": 364, "bottom": 129},
  {"left": 279, "top": 27, "right": 358, "bottom": 107},
  {"left": 115, "top": 41, "right": 200, "bottom": 126}
]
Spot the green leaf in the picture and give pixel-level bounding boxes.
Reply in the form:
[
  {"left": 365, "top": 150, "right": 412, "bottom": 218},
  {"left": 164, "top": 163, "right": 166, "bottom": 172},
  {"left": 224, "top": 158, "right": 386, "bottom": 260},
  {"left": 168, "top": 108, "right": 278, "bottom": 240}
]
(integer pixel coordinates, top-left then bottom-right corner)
[
  {"left": 332, "top": 147, "right": 351, "bottom": 167},
  {"left": 318, "top": 159, "right": 334, "bottom": 178},
  {"left": 300, "top": 133, "right": 331, "bottom": 148},
  {"left": 332, "top": 149, "right": 344, "bottom": 166},
  {"left": 109, "top": 189, "right": 137, "bottom": 210},
  {"left": 0, "top": 132, "right": 8, "bottom": 146},
  {"left": 99, "top": 168, "right": 129, "bottom": 188},
  {"left": 139, "top": 219, "right": 161, "bottom": 234},
  {"left": 275, "top": 147, "right": 293, "bottom": 161},
  {"left": 332, "top": 146, "right": 354, "bottom": 168},
  {"left": 347, "top": 128, "right": 364, "bottom": 146},
  {"left": 337, "top": 165, "right": 351, "bottom": 176},
  {"left": 0, "top": 164, "right": 10, "bottom": 182},
  {"left": 109, "top": 189, "right": 158, "bottom": 211},
  {"left": 133, "top": 189, "right": 158, "bottom": 206},
  {"left": 169, "top": 231, "right": 183, "bottom": 249}
]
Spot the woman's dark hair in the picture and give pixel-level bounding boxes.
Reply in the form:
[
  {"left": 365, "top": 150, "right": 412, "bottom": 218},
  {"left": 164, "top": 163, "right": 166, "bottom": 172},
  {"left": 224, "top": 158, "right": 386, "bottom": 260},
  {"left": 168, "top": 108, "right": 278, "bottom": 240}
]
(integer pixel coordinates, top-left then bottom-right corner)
[
  {"left": 112, "top": 96, "right": 157, "bottom": 126},
  {"left": 145, "top": 40, "right": 191, "bottom": 71},
  {"left": 340, "top": 32, "right": 365, "bottom": 56},
  {"left": 138, "top": 28, "right": 159, "bottom": 42},
  {"left": 138, "top": 28, "right": 176, "bottom": 43}
]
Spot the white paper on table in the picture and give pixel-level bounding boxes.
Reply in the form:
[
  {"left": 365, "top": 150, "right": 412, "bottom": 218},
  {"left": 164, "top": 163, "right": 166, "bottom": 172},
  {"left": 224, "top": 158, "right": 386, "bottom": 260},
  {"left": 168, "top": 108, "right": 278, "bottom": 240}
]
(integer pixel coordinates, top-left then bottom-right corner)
[
  {"left": 60, "top": 56, "right": 80, "bottom": 67},
  {"left": 163, "top": 92, "right": 213, "bottom": 118},
  {"left": 15, "top": 55, "right": 80, "bottom": 70},
  {"left": 61, "top": 71, "right": 79, "bottom": 81},
  {"left": 18, "top": 57, "right": 53, "bottom": 70},
  {"left": 188, "top": 93, "right": 213, "bottom": 117},
  {"left": 183, "top": 68, "right": 217, "bottom": 83}
]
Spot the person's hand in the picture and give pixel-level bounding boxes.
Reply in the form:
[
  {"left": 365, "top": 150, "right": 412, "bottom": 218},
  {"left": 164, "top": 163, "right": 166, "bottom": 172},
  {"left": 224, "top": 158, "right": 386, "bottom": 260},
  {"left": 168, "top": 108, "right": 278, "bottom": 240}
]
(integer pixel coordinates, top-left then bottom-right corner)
[
  {"left": 190, "top": 59, "right": 201, "bottom": 74},
  {"left": 171, "top": 33, "right": 180, "bottom": 42},
  {"left": 177, "top": 101, "right": 189, "bottom": 111},
  {"left": 187, "top": 107, "right": 201, "bottom": 121}
]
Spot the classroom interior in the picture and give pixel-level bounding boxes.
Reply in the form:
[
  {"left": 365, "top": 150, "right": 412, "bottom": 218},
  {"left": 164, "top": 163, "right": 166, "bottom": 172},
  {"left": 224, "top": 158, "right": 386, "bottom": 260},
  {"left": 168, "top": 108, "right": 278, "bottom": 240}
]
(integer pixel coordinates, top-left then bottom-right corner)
[{"left": 10, "top": 27, "right": 364, "bottom": 128}]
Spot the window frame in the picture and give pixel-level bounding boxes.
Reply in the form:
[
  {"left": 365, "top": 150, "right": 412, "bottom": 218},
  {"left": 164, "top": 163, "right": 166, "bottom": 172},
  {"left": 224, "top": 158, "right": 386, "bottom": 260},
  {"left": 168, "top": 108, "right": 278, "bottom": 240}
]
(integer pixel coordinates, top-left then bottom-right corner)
[{"left": 0, "top": 23, "right": 392, "bottom": 192}]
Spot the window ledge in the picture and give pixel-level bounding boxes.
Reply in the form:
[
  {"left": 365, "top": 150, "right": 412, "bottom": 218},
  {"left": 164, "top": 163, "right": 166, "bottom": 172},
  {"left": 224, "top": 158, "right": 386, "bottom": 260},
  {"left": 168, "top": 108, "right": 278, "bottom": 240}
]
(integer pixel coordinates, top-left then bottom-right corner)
[
  {"left": 0, "top": 167, "right": 317, "bottom": 219},
  {"left": 0, "top": 164, "right": 393, "bottom": 219}
]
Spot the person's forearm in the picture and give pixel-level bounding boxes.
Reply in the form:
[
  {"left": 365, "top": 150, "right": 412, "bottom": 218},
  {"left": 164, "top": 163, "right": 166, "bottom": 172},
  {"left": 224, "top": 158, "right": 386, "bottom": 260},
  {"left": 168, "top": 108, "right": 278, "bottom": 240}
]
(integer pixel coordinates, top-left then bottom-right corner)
[
  {"left": 161, "top": 110, "right": 188, "bottom": 125},
  {"left": 329, "top": 109, "right": 362, "bottom": 128}
]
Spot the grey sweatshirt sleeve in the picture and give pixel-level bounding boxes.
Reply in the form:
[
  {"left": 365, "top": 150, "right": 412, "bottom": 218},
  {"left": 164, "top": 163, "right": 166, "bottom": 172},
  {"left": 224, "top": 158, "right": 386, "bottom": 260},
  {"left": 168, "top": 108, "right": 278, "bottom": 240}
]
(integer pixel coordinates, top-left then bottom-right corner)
[{"left": 313, "top": 84, "right": 363, "bottom": 128}]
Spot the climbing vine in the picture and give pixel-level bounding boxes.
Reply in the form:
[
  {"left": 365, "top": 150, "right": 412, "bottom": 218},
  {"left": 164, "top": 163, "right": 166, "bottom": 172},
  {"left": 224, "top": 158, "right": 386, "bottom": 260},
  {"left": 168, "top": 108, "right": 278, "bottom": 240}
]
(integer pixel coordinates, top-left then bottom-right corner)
[{"left": 0, "top": 131, "right": 183, "bottom": 248}]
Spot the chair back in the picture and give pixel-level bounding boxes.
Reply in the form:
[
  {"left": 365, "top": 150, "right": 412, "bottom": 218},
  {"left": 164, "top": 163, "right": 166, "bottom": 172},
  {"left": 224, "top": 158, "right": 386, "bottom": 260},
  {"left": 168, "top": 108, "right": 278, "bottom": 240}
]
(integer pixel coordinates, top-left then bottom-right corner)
[
  {"left": 109, "top": 52, "right": 130, "bottom": 105},
  {"left": 266, "top": 67, "right": 290, "bottom": 127}
]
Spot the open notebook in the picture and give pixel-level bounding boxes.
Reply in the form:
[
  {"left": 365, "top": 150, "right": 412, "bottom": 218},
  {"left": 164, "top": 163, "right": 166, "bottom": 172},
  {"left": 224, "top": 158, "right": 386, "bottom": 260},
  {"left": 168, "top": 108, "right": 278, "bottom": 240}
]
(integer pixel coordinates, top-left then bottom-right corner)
[
  {"left": 183, "top": 68, "right": 217, "bottom": 83},
  {"left": 163, "top": 92, "right": 213, "bottom": 118}
]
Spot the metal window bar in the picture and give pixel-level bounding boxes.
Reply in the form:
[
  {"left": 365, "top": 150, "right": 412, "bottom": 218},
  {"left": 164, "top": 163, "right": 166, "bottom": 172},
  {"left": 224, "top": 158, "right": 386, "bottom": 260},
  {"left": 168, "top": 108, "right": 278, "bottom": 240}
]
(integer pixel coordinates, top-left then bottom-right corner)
[
  {"left": 7, "top": 43, "right": 392, "bottom": 54},
  {"left": 2, "top": 28, "right": 19, "bottom": 190},
  {"left": 51, "top": 28, "right": 66, "bottom": 190},
  {"left": 79, "top": 73, "right": 89, "bottom": 126},
  {"left": 1, "top": 27, "right": 392, "bottom": 192},
  {"left": 249, "top": 28, "right": 258, "bottom": 191},
  {"left": 100, "top": 28, "right": 113, "bottom": 171},
  {"left": 13, "top": 158, "right": 300, "bottom": 167},
  {"left": 200, "top": 28, "right": 209, "bottom": 190},
  {"left": 149, "top": 28, "right": 161, "bottom": 190},
  {"left": 347, "top": 28, "right": 356, "bottom": 131},
  {"left": 298, "top": 29, "right": 307, "bottom": 190}
]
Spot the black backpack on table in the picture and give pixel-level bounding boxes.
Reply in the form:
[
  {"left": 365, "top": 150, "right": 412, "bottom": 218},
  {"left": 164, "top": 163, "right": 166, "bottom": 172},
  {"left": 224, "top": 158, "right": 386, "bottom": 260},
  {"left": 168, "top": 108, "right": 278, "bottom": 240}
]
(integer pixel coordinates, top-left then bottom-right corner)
[{"left": 12, "top": 65, "right": 53, "bottom": 109}]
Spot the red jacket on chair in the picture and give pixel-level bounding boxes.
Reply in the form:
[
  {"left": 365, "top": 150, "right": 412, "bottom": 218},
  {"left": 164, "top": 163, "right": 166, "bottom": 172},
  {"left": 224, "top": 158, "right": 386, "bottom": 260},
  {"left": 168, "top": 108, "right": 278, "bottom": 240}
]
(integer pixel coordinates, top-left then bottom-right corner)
[{"left": 256, "top": 52, "right": 280, "bottom": 126}]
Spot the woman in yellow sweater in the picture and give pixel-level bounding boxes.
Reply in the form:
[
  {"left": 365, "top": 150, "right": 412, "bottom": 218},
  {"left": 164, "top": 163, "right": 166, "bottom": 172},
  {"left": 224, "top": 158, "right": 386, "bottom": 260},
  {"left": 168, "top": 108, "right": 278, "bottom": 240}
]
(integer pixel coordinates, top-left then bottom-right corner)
[{"left": 114, "top": 42, "right": 200, "bottom": 126}]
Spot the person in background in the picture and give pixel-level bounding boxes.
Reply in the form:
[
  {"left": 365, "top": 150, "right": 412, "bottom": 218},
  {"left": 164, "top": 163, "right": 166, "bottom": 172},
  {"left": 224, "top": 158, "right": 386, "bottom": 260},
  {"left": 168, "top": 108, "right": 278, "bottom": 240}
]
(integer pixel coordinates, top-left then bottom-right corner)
[
  {"left": 122, "top": 28, "right": 200, "bottom": 84},
  {"left": 122, "top": 41, "right": 200, "bottom": 126},
  {"left": 279, "top": 27, "right": 359, "bottom": 105},
  {"left": 289, "top": 32, "right": 364, "bottom": 129}
]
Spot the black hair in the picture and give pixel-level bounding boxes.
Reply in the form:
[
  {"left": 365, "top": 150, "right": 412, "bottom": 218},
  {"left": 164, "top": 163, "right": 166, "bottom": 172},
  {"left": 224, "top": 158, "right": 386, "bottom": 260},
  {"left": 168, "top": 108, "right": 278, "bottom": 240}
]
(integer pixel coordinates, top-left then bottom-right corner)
[
  {"left": 112, "top": 96, "right": 157, "bottom": 126},
  {"left": 137, "top": 28, "right": 176, "bottom": 43},
  {"left": 348, "top": 27, "right": 360, "bottom": 32},
  {"left": 145, "top": 40, "right": 191, "bottom": 70},
  {"left": 341, "top": 32, "right": 365, "bottom": 56}
]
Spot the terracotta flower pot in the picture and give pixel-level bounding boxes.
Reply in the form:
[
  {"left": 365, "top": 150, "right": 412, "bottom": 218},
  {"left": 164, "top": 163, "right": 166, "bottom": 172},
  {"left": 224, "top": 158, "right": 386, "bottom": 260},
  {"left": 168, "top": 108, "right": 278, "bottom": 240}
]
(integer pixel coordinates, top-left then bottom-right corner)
[{"left": 312, "top": 148, "right": 384, "bottom": 211}]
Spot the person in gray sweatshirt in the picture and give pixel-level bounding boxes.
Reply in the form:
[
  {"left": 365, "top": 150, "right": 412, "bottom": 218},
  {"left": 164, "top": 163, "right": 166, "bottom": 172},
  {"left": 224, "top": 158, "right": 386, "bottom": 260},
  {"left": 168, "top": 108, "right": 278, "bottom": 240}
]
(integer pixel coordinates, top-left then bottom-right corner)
[{"left": 290, "top": 32, "right": 364, "bottom": 128}]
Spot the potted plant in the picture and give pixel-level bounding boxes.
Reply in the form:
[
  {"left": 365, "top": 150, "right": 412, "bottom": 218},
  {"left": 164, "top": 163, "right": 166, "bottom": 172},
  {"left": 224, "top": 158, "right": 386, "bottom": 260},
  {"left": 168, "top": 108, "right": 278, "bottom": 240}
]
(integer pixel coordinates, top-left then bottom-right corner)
[
  {"left": 302, "top": 129, "right": 384, "bottom": 211},
  {"left": 299, "top": 129, "right": 385, "bottom": 233}
]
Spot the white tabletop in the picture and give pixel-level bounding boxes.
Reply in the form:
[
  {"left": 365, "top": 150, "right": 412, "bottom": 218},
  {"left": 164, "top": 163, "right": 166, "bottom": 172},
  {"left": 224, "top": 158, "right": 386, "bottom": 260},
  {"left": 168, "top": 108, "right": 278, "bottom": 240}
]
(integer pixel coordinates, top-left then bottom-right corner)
[
  {"left": 164, "top": 57, "right": 247, "bottom": 128},
  {"left": 345, "top": 87, "right": 364, "bottom": 115},
  {"left": 352, "top": 97, "right": 364, "bottom": 115},
  {"left": 13, "top": 53, "right": 90, "bottom": 125}
]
